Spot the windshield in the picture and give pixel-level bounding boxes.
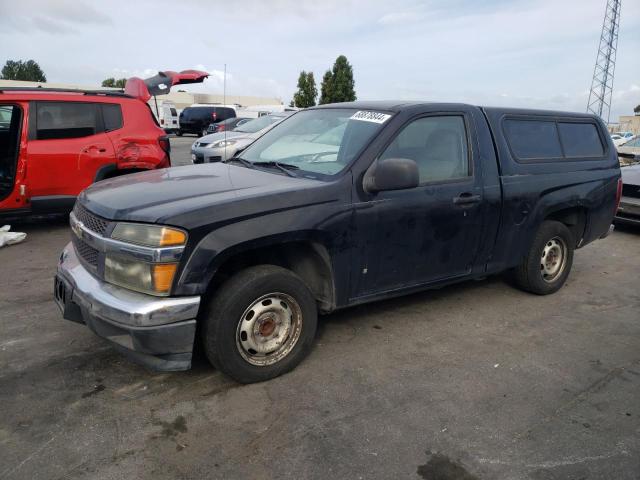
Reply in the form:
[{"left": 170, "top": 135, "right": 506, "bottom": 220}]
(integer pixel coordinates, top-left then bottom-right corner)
[
  {"left": 234, "top": 115, "right": 283, "bottom": 133},
  {"left": 240, "top": 108, "right": 391, "bottom": 178}
]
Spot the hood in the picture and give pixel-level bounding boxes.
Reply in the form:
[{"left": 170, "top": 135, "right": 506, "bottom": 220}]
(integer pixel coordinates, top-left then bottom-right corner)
[
  {"left": 195, "top": 131, "right": 245, "bottom": 146},
  {"left": 621, "top": 163, "right": 640, "bottom": 187},
  {"left": 80, "top": 163, "right": 330, "bottom": 228}
]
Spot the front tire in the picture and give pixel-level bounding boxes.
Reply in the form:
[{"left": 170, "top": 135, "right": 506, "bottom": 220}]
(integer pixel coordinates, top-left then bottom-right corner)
[
  {"left": 175, "top": 129, "right": 183, "bottom": 137},
  {"left": 510, "top": 220, "right": 574, "bottom": 295},
  {"left": 201, "top": 265, "right": 318, "bottom": 383}
]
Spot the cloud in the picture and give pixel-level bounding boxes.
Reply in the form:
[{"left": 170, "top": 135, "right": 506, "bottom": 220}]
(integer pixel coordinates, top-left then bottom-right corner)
[
  {"left": 0, "top": 0, "right": 637, "bottom": 117},
  {"left": 0, "top": 0, "right": 112, "bottom": 34}
]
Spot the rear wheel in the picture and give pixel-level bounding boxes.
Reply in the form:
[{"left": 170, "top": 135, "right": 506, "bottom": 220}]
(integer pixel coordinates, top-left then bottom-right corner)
[
  {"left": 201, "top": 128, "right": 208, "bottom": 137},
  {"left": 201, "top": 265, "right": 318, "bottom": 383},
  {"left": 510, "top": 220, "right": 574, "bottom": 295},
  {"left": 175, "top": 129, "right": 183, "bottom": 137}
]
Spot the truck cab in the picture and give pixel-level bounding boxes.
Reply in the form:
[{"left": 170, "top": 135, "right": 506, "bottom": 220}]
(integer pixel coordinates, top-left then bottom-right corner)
[{"left": 55, "top": 101, "right": 621, "bottom": 383}]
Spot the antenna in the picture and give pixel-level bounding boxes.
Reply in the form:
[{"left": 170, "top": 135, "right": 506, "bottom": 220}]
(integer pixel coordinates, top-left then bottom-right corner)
[
  {"left": 586, "top": 0, "right": 622, "bottom": 124},
  {"left": 223, "top": 64, "right": 227, "bottom": 161}
]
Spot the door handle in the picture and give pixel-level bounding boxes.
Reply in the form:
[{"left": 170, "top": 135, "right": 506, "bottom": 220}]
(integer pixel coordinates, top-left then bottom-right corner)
[{"left": 453, "top": 193, "right": 481, "bottom": 205}]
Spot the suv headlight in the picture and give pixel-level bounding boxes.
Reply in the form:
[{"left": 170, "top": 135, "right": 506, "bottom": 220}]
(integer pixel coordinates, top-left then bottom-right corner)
[
  {"left": 208, "top": 139, "right": 237, "bottom": 148},
  {"left": 106, "top": 223, "right": 187, "bottom": 296}
]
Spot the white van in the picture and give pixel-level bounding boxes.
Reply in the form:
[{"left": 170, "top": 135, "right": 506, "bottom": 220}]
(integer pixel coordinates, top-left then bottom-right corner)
[{"left": 148, "top": 100, "right": 180, "bottom": 133}]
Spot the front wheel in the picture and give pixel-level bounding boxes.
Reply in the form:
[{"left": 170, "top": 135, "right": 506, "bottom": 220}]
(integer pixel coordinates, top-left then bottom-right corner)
[
  {"left": 510, "top": 220, "right": 574, "bottom": 295},
  {"left": 201, "top": 265, "right": 318, "bottom": 383},
  {"left": 175, "top": 129, "right": 183, "bottom": 137}
]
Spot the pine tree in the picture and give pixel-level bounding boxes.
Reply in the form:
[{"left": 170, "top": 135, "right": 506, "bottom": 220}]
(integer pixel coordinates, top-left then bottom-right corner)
[
  {"left": 319, "top": 56, "right": 356, "bottom": 104},
  {"left": 319, "top": 70, "right": 334, "bottom": 105},
  {"left": 292, "top": 71, "right": 317, "bottom": 108}
]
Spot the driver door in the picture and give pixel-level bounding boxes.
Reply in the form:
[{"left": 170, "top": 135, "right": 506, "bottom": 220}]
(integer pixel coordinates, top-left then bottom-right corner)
[{"left": 352, "top": 111, "right": 485, "bottom": 298}]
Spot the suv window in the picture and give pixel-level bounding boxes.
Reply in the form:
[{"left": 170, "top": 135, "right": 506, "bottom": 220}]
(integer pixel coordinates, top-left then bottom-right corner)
[
  {"left": 102, "top": 104, "right": 123, "bottom": 132},
  {"left": 35, "top": 102, "right": 98, "bottom": 140},
  {"left": 504, "top": 119, "right": 563, "bottom": 160},
  {"left": 380, "top": 116, "right": 469, "bottom": 183},
  {"left": 558, "top": 122, "right": 603, "bottom": 157}
]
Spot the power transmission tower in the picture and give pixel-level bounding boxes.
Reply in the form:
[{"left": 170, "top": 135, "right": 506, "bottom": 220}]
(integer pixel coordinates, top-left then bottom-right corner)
[{"left": 586, "top": 0, "right": 622, "bottom": 124}]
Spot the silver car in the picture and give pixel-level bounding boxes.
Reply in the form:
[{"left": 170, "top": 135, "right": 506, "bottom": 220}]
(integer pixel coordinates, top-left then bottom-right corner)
[{"left": 191, "top": 113, "right": 291, "bottom": 164}]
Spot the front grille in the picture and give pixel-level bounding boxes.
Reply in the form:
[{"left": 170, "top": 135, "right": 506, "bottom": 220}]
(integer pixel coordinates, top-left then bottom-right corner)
[
  {"left": 208, "top": 155, "right": 222, "bottom": 163},
  {"left": 73, "top": 203, "right": 109, "bottom": 235},
  {"left": 73, "top": 236, "right": 99, "bottom": 267},
  {"left": 622, "top": 183, "right": 640, "bottom": 199},
  {"left": 197, "top": 142, "right": 210, "bottom": 147}
]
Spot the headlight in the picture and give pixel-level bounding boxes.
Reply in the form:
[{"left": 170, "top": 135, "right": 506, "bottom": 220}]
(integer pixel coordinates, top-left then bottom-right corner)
[
  {"left": 105, "top": 254, "right": 177, "bottom": 296},
  {"left": 111, "top": 223, "right": 186, "bottom": 247},
  {"left": 208, "top": 139, "right": 237, "bottom": 148},
  {"left": 107, "top": 223, "right": 186, "bottom": 296}
]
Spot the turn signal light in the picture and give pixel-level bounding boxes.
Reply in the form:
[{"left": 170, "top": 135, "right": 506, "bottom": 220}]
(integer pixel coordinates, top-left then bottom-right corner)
[
  {"left": 152, "top": 264, "right": 178, "bottom": 293},
  {"left": 159, "top": 228, "right": 187, "bottom": 246}
]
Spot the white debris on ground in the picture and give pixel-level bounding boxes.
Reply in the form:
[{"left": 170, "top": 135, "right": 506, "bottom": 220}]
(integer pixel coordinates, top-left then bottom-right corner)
[{"left": 0, "top": 225, "right": 26, "bottom": 248}]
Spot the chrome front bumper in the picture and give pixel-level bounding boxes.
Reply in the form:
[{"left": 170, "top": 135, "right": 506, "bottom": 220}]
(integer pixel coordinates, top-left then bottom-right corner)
[{"left": 54, "top": 242, "right": 201, "bottom": 371}]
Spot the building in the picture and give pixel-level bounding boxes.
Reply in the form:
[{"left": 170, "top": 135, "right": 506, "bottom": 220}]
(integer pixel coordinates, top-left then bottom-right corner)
[{"left": 615, "top": 115, "right": 640, "bottom": 135}]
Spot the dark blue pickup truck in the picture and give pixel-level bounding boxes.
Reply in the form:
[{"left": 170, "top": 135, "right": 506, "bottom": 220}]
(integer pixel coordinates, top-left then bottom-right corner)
[{"left": 55, "top": 101, "right": 622, "bottom": 383}]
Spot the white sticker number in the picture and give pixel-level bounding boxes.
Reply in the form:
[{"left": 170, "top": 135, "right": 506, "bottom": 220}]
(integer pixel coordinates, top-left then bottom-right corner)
[{"left": 350, "top": 111, "right": 392, "bottom": 124}]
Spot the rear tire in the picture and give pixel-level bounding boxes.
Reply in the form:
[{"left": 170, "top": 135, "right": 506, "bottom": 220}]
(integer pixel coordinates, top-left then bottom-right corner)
[
  {"left": 201, "top": 265, "right": 318, "bottom": 383},
  {"left": 510, "top": 220, "right": 574, "bottom": 295},
  {"left": 175, "top": 129, "right": 183, "bottom": 137}
]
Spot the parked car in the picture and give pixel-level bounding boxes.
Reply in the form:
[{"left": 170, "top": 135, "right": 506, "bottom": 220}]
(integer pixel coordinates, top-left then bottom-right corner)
[
  {"left": 178, "top": 105, "right": 236, "bottom": 137},
  {"left": 612, "top": 132, "right": 634, "bottom": 146},
  {"left": 0, "top": 70, "right": 208, "bottom": 217},
  {"left": 55, "top": 101, "right": 620, "bottom": 383},
  {"left": 615, "top": 160, "right": 640, "bottom": 225},
  {"left": 191, "top": 113, "right": 290, "bottom": 164},
  {"left": 207, "top": 116, "right": 251, "bottom": 135}
]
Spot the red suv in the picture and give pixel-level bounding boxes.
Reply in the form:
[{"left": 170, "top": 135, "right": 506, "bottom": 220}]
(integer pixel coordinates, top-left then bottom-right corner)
[{"left": 0, "top": 70, "right": 208, "bottom": 217}]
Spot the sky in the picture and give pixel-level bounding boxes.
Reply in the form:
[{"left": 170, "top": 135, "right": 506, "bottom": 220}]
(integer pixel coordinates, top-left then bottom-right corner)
[{"left": 1, "top": 0, "right": 639, "bottom": 120}]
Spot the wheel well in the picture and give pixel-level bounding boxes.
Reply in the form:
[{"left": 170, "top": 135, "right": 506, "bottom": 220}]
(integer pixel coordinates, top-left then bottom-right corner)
[
  {"left": 546, "top": 207, "right": 587, "bottom": 247},
  {"left": 208, "top": 242, "right": 335, "bottom": 313}
]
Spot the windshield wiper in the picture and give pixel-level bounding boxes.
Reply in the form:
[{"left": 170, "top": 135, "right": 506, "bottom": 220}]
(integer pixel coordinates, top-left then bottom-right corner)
[
  {"left": 252, "top": 161, "right": 300, "bottom": 177},
  {"left": 224, "top": 156, "right": 254, "bottom": 169}
]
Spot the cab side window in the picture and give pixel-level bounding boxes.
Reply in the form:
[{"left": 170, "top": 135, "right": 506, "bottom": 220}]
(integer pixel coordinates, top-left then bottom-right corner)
[
  {"left": 35, "top": 102, "right": 98, "bottom": 140},
  {"left": 380, "top": 116, "right": 469, "bottom": 183}
]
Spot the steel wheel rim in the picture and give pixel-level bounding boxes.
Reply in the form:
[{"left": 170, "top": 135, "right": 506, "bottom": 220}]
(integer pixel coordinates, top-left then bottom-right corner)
[
  {"left": 540, "top": 236, "right": 567, "bottom": 283},
  {"left": 236, "top": 292, "right": 303, "bottom": 366}
]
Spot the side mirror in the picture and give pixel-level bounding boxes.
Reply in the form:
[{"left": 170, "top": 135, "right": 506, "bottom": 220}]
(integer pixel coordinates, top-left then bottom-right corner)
[{"left": 364, "top": 157, "right": 419, "bottom": 193}]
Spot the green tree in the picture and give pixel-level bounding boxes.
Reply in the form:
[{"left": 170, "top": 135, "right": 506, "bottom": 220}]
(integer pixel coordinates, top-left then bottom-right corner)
[
  {"left": 101, "top": 77, "right": 127, "bottom": 88},
  {"left": 1, "top": 59, "right": 46, "bottom": 82},
  {"left": 292, "top": 71, "right": 317, "bottom": 108},
  {"left": 634, "top": 104, "right": 640, "bottom": 115},
  {"left": 330, "top": 55, "right": 356, "bottom": 103},
  {"left": 319, "top": 70, "right": 334, "bottom": 105}
]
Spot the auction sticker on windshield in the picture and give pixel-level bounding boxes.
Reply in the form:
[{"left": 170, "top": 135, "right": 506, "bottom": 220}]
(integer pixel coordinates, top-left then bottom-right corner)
[{"left": 350, "top": 111, "right": 392, "bottom": 124}]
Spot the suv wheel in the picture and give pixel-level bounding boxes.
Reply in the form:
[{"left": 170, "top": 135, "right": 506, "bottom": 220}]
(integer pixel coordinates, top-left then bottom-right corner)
[
  {"left": 201, "top": 265, "right": 318, "bottom": 383},
  {"left": 510, "top": 220, "right": 574, "bottom": 295}
]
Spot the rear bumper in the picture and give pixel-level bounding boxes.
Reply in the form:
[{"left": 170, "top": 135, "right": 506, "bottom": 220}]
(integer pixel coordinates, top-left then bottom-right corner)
[{"left": 54, "top": 243, "right": 201, "bottom": 371}]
